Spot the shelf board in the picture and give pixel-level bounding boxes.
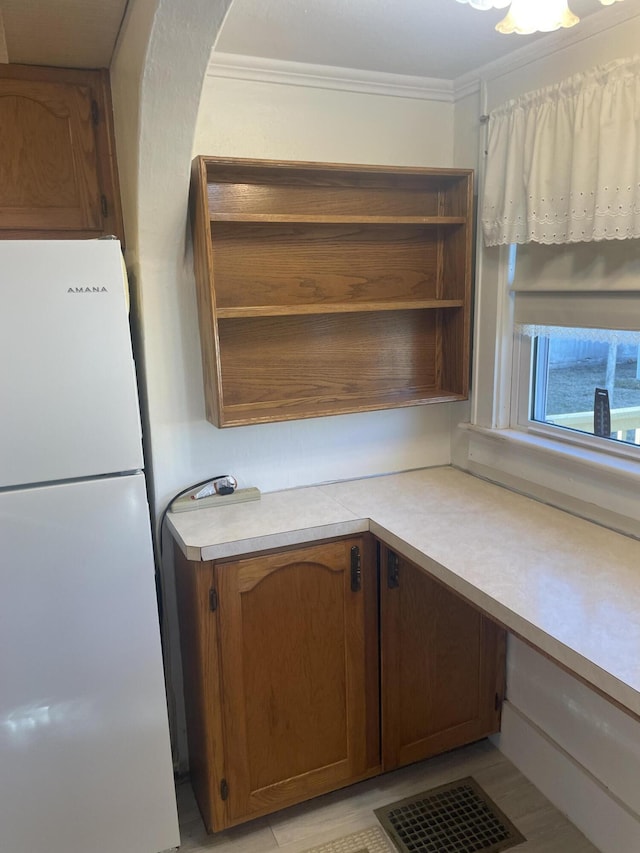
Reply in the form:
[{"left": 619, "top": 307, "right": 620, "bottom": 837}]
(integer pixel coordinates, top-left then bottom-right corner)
[
  {"left": 218, "top": 387, "right": 467, "bottom": 427},
  {"left": 216, "top": 299, "right": 464, "bottom": 319},
  {"left": 209, "top": 213, "right": 467, "bottom": 225}
]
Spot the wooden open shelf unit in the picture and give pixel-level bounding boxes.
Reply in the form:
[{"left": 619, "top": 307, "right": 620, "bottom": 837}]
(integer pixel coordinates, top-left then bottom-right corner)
[{"left": 190, "top": 156, "right": 474, "bottom": 427}]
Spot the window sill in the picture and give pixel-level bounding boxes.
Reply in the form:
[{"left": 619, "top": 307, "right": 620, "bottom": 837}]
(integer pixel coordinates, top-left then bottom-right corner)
[{"left": 455, "top": 423, "right": 640, "bottom": 539}]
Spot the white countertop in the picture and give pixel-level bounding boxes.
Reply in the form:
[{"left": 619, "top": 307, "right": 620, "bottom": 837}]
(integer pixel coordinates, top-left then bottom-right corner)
[{"left": 167, "top": 466, "right": 640, "bottom": 719}]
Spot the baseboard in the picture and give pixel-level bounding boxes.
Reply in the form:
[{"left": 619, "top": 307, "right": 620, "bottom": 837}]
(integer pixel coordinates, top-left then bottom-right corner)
[{"left": 492, "top": 702, "right": 640, "bottom": 853}]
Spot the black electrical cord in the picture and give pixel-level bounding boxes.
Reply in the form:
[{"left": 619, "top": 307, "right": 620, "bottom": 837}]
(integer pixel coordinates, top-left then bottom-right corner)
[
  {"left": 155, "top": 474, "right": 230, "bottom": 632},
  {"left": 155, "top": 474, "right": 230, "bottom": 771},
  {"left": 158, "top": 473, "right": 229, "bottom": 561}
]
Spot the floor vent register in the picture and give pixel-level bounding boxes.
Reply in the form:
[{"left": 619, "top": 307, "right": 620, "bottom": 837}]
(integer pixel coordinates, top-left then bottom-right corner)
[{"left": 374, "top": 776, "right": 526, "bottom": 853}]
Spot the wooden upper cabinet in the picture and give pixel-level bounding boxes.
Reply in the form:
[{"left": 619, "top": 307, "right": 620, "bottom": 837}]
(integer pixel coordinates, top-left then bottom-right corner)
[
  {"left": 0, "top": 65, "right": 123, "bottom": 241},
  {"left": 190, "top": 156, "right": 474, "bottom": 427},
  {"left": 380, "top": 547, "right": 505, "bottom": 771}
]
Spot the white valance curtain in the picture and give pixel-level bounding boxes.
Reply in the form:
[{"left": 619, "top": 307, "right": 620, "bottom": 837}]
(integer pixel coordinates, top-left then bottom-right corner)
[{"left": 482, "top": 55, "right": 640, "bottom": 246}]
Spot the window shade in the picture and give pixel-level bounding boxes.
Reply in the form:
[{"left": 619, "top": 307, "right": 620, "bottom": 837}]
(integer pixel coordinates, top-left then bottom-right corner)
[
  {"left": 483, "top": 56, "right": 640, "bottom": 247},
  {"left": 510, "top": 240, "right": 640, "bottom": 292},
  {"left": 514, "top": 292, "right": 640, "bottom": 337},
  {"left": 511, "top": 237, "right": 640, "bottom": 341}
]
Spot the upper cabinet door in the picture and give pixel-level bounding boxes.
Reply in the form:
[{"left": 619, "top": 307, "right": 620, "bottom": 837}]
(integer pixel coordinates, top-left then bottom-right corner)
[{"left": 0, "top": 66, "right": 123, "bottom": 240}]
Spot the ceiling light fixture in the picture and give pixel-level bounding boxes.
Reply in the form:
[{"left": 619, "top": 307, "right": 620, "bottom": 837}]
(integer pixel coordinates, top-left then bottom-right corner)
[{"left": 456, "top": 0, "right": 625, "bottom": 35}]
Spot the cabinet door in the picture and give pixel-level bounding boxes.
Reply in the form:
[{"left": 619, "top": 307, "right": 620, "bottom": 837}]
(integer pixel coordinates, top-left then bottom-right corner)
[
  {"left": 0, "top": 66, "right": 123, "bottom": 239},
  {"left": 216, "top": 537, "right": 380, "bottom": 826},
  {"left": 380, "top": 548, "right": 505, "bottom": 771}
]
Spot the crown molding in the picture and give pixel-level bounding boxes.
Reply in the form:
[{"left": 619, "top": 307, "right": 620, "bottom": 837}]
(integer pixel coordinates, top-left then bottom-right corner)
[
  {"left": 453, "top": 2, "right": 640, "bottom": 99},
  {"left": 454, "top": 77, "right": 481, "bottom": 101},
  {"left": 208, "top": 2, "right": 640, "bottom": 106},
  {"left": 207, "top": 52, "right": 454, "bottom": 102}
]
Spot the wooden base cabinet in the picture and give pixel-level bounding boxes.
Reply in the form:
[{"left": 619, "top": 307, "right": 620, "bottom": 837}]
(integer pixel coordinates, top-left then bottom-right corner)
[
  {"left": 380, "top": 547, "right": 506, "bottom": 771},
  {"left": 174, "top": 537, "right": 380, "bottom": 832},
  {"left": 174, "top": 537, "right": 505, "bottom": 832}
]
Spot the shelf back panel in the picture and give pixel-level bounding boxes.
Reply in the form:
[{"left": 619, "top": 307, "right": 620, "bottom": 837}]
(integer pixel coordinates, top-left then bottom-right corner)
[
  {"left": 217, "top": 311, "right": 439, "bottom": 409},
  {"left": 212, "top": 223, "right": 444, "bottom": 308},
  {"left": 205, "top": 166, "right": 471, "bottom": 220}
]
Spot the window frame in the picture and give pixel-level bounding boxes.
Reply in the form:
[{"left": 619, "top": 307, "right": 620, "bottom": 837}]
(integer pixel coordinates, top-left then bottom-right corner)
[{"left": 509, "top": 319, "right": 640, "bottom": 464}]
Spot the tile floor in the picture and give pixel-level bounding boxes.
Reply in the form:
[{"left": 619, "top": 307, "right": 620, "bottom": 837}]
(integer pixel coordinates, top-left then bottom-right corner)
[{"left": 171, "top": 740, "right": 597, "bottom": 852}]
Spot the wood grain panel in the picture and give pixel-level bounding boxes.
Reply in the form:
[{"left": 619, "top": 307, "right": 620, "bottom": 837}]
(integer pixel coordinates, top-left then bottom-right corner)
[
  {"left": 173, "top": 547, "right": 227, "bottom": 833},
  {"left": 211, "top": 223, "right": 439, "bottom": 308},
  {"left": 191, "top": 157, "right": 223, "bottom": 425},
  {"left": 441, "top": 171, "right": 475, "bottom": 218},
  {"left": 0, "top": 79, "right": 100, "bottom": 229},
  {"left": 438, "top": 308, "right": 467, "bottom": 397},
  {"left": 0, "top": 65, "right": 123, "bottom": 240},
  {"left": 442, "top": 220, "right": 472, "bottom": 302},
  {"left": 216, "top": 299, "right": 463, "bottom": 319},
  {"left": 381, "top": 549, "right": 505, "bottom": 771},
  {"left": 217, "top": 311, "right": 438, "bottom": 407},
  {"left": 202, "top": 157, "right": 468, "bottom": 207},
  {"left": 90, "top": 68, "right": 124, "bottom": 243},
  {"left": 242, "top": 562, "right": 348, "bottom": 789},
  {"left": 215, "top": 538, "right": 379, "bottom": 824},
  {"left": 219, "top": 389, "right": 466, "bottom": 426},
  {"left": 208, "top": 181, "right": 443, "bottom": 218}
]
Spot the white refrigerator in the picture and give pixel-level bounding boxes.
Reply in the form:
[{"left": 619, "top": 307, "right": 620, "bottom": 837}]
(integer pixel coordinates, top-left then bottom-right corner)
[{"left": 0, "top": 240, "right": 180, "bottom": 853}]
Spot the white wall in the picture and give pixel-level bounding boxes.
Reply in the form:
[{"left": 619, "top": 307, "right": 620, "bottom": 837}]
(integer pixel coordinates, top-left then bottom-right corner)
[
  {"left": 194, "top": 75, "right": 454, "bottom": 165},
  {"left": 454, "top": 16, "right": 640, "bottom": 851},
  {"left": 185, "top": 75, "right": 459, "bottom": 510},
  {"left": 110, "top": 0, "right": 234, "bottom": 769},
  {"left": 110, "top": 0, "right": 233, "bottom": 513}
]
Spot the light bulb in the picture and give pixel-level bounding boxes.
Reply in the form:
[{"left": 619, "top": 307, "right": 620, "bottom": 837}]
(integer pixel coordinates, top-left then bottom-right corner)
[
  {"left": 456, "top": 0, "right": 624, "bottom": 36},
  {"left": 496, "top": 0, "right": 580, "bottom": 34}
]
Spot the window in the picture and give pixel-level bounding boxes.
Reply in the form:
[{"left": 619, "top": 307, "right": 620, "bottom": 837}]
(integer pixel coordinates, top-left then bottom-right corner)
[
  {"left": 528, "top": 328, "right": 640, "bottom": 449},
  {"left": 509, "top": 243, "right": 640, "bottom": 459},
  {"left": 477, "top": 53, "right": 640, "bottom": 466}
]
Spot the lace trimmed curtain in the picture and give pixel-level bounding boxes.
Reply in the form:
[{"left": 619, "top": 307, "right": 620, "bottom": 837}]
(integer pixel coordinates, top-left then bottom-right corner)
[{"left": 482, "top": 55, "right": 640, "bottom": 246}]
